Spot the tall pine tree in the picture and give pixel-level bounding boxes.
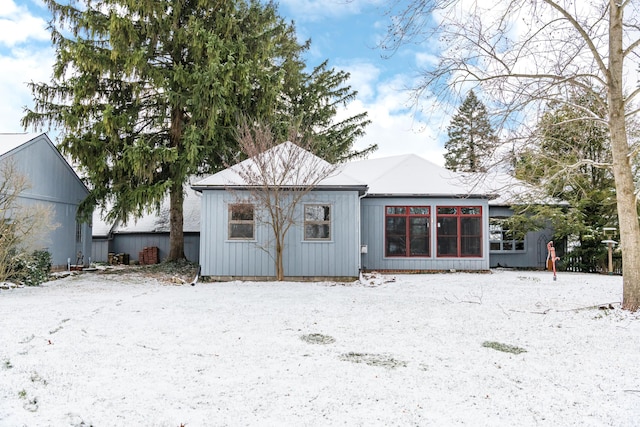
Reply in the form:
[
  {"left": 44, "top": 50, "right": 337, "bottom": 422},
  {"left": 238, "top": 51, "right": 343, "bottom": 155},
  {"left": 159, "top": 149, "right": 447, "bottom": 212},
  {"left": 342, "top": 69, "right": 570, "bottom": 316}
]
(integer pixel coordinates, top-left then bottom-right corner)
[
  {"left": 444, "top": 90, "right": 498, "bottom": 172},
  {"left": 23, "top": 0, "right": 371, "bottom": 261}
]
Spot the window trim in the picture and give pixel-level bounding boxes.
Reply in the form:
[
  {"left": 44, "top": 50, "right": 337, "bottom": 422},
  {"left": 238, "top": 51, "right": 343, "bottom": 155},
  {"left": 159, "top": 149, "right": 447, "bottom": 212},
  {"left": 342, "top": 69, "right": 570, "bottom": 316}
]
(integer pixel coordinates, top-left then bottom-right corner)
[
  {"left": 303, "top": 204, "right": 332, "bottom": 241},
  {"left": 384, "top": 206, "right": 431, "bottom": 258},
  {"left": 228, "top": 203, "right": 255, "bottom": 240},
  {"left": 436, "top": 206, "right": 483, "bottom": 258}
]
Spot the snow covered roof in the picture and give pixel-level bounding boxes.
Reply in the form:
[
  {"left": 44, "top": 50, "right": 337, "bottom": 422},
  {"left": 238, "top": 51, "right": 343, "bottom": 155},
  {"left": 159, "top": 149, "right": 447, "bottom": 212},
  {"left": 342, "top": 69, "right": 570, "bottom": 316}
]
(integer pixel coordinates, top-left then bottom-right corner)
[
  {"left": 92, "top": 184, "right": 202, "bottom": 236},
  {"left": 0, "top": 133, "right": 41, "bottom": 156},
  {"left": 457, "top": 172, "right": 566, "bottom": 206},
  {"left": 193, "top": 141, "right": 366, "bottom": 190},
  {"left": 91, "top": 210, "right": 114, "bottom": 237},
  {"left": 340, "top": 154, "right": 490, "bottom": 198}
]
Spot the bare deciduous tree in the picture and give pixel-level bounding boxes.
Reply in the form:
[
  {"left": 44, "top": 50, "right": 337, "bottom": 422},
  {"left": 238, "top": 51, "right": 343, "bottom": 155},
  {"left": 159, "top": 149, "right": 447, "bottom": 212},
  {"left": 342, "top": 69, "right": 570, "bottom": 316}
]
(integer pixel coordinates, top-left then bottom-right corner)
[
  {"left": 229, "top": 120, "right": 338, "bottom": 280},
  {"left": 383, "top": 0, "right": 640, "bottom": 310},
  {"left": 0, "top": 160, "right": 57, "bottom": 284}
]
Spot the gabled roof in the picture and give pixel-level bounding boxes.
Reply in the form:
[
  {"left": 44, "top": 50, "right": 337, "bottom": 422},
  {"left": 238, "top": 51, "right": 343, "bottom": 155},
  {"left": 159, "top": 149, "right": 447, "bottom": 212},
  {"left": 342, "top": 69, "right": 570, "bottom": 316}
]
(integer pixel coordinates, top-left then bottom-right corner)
[
  {"left": 0, "top": 132, "right": 89, "bottom": 194},
  {"left": 340, "top": 154, "right": 490, "bottom": 198},
  {"left": 193, "top": 141, "right": 366, "bottom": 190}
]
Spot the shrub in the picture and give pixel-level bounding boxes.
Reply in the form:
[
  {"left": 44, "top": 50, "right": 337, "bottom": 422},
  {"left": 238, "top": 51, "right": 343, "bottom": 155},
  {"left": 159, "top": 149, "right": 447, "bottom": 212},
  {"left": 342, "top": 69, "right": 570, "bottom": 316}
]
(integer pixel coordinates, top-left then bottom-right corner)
[{"left": 10, "top": 250, "right": 52, "bottom": 286}]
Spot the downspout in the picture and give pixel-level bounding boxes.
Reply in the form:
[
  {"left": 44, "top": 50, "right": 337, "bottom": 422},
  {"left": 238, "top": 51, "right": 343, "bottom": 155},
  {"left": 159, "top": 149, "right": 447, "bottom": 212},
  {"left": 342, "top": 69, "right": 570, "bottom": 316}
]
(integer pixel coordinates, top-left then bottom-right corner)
[{"left": 357, "top": 190, "right": 368, "bottom": 279}]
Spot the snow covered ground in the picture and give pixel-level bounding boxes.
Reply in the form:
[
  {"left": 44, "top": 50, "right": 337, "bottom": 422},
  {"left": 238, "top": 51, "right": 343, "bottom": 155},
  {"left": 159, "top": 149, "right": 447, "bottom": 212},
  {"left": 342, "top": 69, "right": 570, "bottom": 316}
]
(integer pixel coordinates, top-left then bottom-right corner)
[{"left": 1, "top": 268, "right": 638, "bottom": 426}]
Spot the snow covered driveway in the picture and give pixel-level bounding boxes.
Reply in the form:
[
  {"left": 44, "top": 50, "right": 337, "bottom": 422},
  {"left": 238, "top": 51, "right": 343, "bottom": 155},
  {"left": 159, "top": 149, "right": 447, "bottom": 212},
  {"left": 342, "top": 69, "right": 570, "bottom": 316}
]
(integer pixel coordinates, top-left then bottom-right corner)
[{"left": 1, "top": 269, "right": 638, "bottom": 426}]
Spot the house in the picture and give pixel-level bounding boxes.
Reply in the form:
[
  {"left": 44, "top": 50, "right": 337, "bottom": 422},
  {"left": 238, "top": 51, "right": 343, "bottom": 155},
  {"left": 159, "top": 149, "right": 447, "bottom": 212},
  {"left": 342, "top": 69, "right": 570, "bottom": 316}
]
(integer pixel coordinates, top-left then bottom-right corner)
[
  {"left": 96, "top": 142, "right": 552, "bottom": 275},
  {"left": 192, "top": 142, "right": 367, "bottom": 279},
  {"left": 0, "top": 133, "right": 91, "bottom": 268},
  {"left": 91, "top": 186, "right": 201, "bottom": 263},
  {"left": 192, "top": 143, "right": 521, "bottom": 280}
]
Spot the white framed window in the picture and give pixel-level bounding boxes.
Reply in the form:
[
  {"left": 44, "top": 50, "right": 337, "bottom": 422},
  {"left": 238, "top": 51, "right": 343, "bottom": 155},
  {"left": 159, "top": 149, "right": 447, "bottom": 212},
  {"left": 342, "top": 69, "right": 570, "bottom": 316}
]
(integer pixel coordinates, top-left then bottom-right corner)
[
  {"left": 228, "top": 204, "right": 254, "bottom": 240},
  {"left": 304, "top": 204, "right": 331, "bottom": 240},
  {"left": 489, "top": 218, "right": 525, "bottom": 251}
]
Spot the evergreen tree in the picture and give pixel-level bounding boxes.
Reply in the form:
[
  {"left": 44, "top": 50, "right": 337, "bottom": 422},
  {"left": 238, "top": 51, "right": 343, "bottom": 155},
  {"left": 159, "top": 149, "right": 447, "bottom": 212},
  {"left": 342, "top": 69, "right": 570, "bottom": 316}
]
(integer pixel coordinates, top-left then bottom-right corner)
[
  {"left": 444, "top": 90, "right": 498, "bottom": 172},
  {"left": 512, "top": 92, "right": 616, "bottom": 268},
  {"left": 277, "top": 60, "right": 374, "bottom": 163},
  {"left": 23, "top": 0, "right": 371, "bottom": 261}
]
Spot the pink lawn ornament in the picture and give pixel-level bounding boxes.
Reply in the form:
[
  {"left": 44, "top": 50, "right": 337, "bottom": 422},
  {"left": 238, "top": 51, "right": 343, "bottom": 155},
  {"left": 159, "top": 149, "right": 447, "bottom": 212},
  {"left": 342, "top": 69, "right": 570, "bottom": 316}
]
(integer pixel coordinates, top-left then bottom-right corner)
[{"left": 546, "top": 241, "right": 560, "bottom": 281}]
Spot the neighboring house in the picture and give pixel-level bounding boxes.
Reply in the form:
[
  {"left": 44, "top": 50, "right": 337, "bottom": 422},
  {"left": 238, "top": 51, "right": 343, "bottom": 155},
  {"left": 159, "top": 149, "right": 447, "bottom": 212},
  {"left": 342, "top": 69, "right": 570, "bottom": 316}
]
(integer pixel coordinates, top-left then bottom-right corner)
[
  {"left": 91, "top": 186, "right": 201, "bottom": 263},
  {"left": 0, "top": 133, "right": 91, "bottom": 268}
]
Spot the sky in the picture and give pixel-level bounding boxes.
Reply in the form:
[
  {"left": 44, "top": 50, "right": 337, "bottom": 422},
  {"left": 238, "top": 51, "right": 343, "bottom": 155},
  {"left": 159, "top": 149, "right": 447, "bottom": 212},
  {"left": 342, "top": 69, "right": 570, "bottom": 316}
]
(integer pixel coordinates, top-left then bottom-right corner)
[{"left": 0, "top": 0, "right": 450, "bottom": 165}]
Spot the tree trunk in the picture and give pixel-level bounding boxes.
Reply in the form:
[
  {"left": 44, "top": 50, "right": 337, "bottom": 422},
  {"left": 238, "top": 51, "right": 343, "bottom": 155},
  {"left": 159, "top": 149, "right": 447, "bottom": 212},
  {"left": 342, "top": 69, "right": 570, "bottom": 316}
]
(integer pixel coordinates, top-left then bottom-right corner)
[
  {"left": 168, "top": 181, "right": 186, "bottom": 261},
  {"left": 167, "top": 103, "right": 186, "bottom": 262},
  {"left": 609, "top": 1, "right": 640, "bottom": 311},
  {"left": 275, "top": 236, "right": 284, "bottom": 281}
]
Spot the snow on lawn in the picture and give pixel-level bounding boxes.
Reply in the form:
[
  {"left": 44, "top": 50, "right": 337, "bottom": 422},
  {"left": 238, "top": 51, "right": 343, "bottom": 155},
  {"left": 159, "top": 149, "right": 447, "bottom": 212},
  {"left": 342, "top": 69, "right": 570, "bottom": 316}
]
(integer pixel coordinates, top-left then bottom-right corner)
[{"left": 1, "top": 269, "right": 638, "bottom": 426}]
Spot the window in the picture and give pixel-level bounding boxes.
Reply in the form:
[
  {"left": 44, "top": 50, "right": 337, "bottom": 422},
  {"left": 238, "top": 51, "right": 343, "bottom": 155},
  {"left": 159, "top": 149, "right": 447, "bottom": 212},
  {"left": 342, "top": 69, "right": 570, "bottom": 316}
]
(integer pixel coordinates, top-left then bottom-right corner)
[
  {"left": 436, "top": 206, "right": 482, "bottom": 257},
  {"left": 385, "top": 206, "right": 430, "bottom": 257},
  {"left": 304, "top": 204, "right": 331, "bottom": 240},
  {"left": 489, "top": 219, "right": 525, "bottom": 251},
  {"left": 228, "top": 204, "right": 254, "bottom": 239},
  {"left": 75, "top": 222, "right": 82, "bottom": 243}
]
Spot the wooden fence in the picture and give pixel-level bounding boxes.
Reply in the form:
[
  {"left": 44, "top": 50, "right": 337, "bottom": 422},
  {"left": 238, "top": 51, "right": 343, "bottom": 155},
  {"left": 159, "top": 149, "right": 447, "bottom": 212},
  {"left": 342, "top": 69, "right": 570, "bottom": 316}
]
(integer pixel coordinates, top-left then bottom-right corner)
[{"left": 561, "top": 254, "right": 622, "bottom": 275}]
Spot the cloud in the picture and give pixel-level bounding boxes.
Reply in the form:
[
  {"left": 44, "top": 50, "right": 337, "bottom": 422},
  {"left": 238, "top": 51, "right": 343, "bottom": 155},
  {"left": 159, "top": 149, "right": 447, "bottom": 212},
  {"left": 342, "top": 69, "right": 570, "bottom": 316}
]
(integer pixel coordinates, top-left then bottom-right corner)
[
  {"left": 0, "top": 46, "right": 55, "bottom": 132},
  {"left": 335, "top": 62, "right": 448, "bottom": 165},
  {"left": 0, "top": 0, "right": 49, "bottom": 48}
]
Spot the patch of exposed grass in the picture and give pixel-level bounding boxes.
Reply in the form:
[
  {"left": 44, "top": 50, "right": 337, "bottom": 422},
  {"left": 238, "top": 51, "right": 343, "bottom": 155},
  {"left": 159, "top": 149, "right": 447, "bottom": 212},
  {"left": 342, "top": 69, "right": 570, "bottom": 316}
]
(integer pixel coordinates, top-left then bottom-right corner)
[
  {"left": 300, "top": 333, "right": 335, "bottom": 345},
  {"left": 339, "top": 352, "right": 407, "bottom": 369},
  {"left": 482, "top": 341, "right": 527, "bottom": 354}
]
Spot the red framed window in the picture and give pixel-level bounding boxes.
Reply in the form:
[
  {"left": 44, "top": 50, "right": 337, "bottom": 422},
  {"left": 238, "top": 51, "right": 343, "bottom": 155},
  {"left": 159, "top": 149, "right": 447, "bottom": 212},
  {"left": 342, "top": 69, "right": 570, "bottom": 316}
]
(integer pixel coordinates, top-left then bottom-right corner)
[
  {"left": 436, "top": 206, "right": 482, "bottom": 257},
  {"left": 385, "top": 206, "right": 430, "bottom": 257}
]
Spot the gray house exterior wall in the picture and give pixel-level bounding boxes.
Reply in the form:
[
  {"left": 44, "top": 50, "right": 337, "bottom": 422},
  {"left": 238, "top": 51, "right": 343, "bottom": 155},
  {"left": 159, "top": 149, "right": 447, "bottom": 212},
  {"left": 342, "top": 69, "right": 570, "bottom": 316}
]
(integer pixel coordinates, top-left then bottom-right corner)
[
  {"left": 105, "top": 232, "right": 200, "bottom": 263},
  {"left": 92, "top": 237, "right": 110, "bottom": 263},
  {"left": 199, "top": 189, "right": 361, "bottom": 279},
  {"left": 360, "top": 197, "right": 491, "bottom": 272},
  {"left": 1, "top": 134, "right": 91, "bottom": 267},
  {"left": 488, "top": 206, "right": 552, "bottom": 269}
]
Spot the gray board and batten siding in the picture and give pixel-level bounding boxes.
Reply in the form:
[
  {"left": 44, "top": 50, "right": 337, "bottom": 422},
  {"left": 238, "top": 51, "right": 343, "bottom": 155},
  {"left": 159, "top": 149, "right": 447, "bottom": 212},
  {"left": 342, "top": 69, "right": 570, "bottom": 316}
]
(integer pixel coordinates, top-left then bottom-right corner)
[
  {"left": 360, "top": 197, "right": 491, "bottom": 272},
  {"left": 0, "top": 133, "right": 91, "bottom": 267},
  {"left": 103, "top": 232, "right": 200, "bottom": 264},
  {"left": 488, "top": 205, "right": 553, "bottom": 269},
  {"left": 198, "top": 189, "right": 363, "bottom": 280}
]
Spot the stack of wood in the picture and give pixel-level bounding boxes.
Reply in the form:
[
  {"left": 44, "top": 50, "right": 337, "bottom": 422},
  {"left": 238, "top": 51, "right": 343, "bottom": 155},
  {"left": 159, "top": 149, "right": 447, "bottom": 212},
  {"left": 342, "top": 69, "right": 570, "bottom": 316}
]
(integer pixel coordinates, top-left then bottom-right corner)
[{"left": 138, "top": 246, "right": 159, "bottom": 265}]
